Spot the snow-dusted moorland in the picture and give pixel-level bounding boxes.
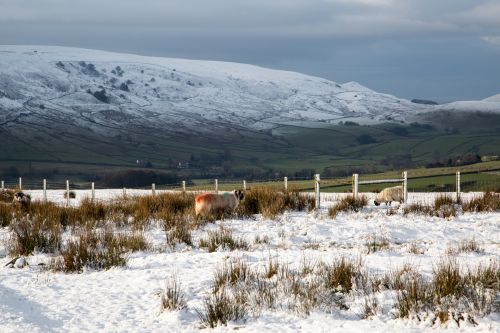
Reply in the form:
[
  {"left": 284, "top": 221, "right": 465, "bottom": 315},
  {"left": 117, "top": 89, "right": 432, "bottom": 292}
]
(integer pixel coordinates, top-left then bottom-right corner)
[{"left": 0, "top": 191, "right": 499, "bottom": 332}]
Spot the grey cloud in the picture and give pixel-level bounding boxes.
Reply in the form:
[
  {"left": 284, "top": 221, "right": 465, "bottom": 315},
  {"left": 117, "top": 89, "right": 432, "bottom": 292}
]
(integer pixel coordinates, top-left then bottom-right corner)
[{"left": 0, "top": 0, "right": 498, "bottom": 38}]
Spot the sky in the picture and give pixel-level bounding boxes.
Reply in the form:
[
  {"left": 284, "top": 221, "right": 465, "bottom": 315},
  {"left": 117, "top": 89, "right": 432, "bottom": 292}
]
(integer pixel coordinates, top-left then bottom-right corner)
[{"left": 0, "top": 0, "right": 499, "bottom": 102}]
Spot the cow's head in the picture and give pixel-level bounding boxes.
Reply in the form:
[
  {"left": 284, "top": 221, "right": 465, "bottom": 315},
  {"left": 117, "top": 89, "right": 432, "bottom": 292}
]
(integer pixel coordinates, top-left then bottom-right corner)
[{"left": 233, "top": 189, "right": 245, "bottom": 201}]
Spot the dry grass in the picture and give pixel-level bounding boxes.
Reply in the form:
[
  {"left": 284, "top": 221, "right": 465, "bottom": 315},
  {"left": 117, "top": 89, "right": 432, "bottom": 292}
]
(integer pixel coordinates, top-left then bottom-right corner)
[
  {"left": 403, "top": 203, "right": 434, "bottom": 216},
  {"left": 328, "top": 195, "right": 368, "bottom": 218},
  {"left": 394, "top": 259, "right": 499, "bottom": 324},
  {"left": 199, "top": 227, "right": 249, "bottom": 252},
  {"left": 448, "top": 239, "right": 483, "bottom": 255},
  {"left": 0, "top": 203, "right": 14, "bottom": 227},
  {"left": 8, "top": 214, "right": 62, "bottom": 256},
  {"left": 434, "top": 194, "right": 453, "bottom": 210},
  {"left": 403, "top": 199, "right": 456, "bottom": 218},
  {"left": 236, "top": 187, "right": 314, "bottom": 219},
  {"left": 365, "top": 236, "right": 390, "bottom": 254},
  {"left": 197, "top": 287, "right": 247, "bottom": 328},
  {"left": 463, "top": 192, "right": 500, "bottom": 213},
  {"left": 196, "top": 255, "right": 499, "bottom": 327},
  {"left": 321, "top": 257, "right": 363, "bottom": 293},
  {"left": 50, "top": 227, "right": 148, "bottom": 272},
  {"left": 0, "top": 189, "right": 16, "bottom": 203},
  {"left": 160, "top": 276, "right": 187, "bottom": 312}
]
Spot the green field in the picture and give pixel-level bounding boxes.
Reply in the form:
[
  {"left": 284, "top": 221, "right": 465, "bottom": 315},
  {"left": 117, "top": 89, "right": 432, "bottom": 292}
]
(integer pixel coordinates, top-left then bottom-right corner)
[{"left": 1, "top": 111, "right": 499, "bottom": 184}]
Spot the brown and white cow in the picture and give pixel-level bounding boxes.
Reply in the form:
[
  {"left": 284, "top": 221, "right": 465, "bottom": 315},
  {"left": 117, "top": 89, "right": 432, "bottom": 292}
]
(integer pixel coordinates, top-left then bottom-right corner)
[{"left": 195, "top": 190, "right": 244, "bottom": 216}]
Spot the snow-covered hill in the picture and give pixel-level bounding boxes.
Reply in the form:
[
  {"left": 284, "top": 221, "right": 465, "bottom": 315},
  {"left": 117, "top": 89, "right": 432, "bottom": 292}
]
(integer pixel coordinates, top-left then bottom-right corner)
[{"left": 0, "top": 45, "right": 431, "bottom": 136}]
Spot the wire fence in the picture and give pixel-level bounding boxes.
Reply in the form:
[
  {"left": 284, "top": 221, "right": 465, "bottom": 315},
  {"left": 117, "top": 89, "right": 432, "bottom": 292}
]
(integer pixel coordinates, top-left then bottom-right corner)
[{"left": 1, "top": 170, "right": 499, "bottom": 195}]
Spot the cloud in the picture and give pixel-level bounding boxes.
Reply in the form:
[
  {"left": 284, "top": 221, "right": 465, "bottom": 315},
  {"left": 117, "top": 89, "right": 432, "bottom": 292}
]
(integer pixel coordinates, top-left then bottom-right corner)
[
  {"left": 482, "top": 36, "right": 500, "bottom": 46},
  {"left": 0, "top": 0, "right": 498, "bottom": 39}
]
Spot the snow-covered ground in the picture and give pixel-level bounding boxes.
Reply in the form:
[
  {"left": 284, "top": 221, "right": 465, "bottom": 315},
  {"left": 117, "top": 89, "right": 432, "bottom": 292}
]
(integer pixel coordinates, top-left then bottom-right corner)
[{"left": 0, "top": 191, "right": 499, "bottom": 332}]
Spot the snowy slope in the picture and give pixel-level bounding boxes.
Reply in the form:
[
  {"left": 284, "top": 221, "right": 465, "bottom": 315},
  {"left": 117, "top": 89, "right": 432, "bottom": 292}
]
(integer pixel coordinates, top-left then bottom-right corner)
[
  {"left": 0, "top": 191, "right": 499, "bottom": 332},
  {"left": 483, "top": 93, "right": 500, "bottom": 103},
  {"left": 0, "top": 45, "right": 430, "bottom": 137}
]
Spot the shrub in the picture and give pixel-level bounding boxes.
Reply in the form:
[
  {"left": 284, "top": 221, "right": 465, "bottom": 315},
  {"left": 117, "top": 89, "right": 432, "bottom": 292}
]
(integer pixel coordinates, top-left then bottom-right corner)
[
  {"left": 448, "top": 239, "right": 483, "bottom": 255},
  {"left": 0, "top": 189, "right": 15, "bottom": 203},
  {"left": 166, "top": 222, "right": 192, "bottom": 247},
  {"left": 236, "top": 187, "right": 314, "bottom": 219},
  {"left": 0, "top": 203, "right": 14, "bottom": 227},
  {"left": 433, "top": 259, "right": 463, "bottom": 299},
  {"left": 434, "top": 194, "right": 453, "bottom": 210},
  {"left": 213, "top": 260, "right": 255, "bottom": 292},
  {"left": 51, "top": 228, "right": 147, "bottom": 272},
  {"left": 328, "top": 195, "right": 367, "bottom": 218},
  {"left": 199, "top": 228, "right": 248, "bottom": 252},
  {"left": 403, "top": 203, "right": 433, "bottom": 216},
  {"left": 463, "top": 192, "right": 500, "bottom": 213},
  {"left": 160, "top": 276, "right": 187, "bottom": 311},
  {"left": 321, "top": 257, "right": 362, "bottom": 293},
  {"left": 394, "top": 273, "right": 433, "bottom": 319},
  {"left": 8, "top": 214, "right": 62, "bottom": 256},
  {"left": 365, "top": 236, "right": 390, "bottom": 254},
  {"left": 197, "top": 288, "right": 247, "bottom": 328}
]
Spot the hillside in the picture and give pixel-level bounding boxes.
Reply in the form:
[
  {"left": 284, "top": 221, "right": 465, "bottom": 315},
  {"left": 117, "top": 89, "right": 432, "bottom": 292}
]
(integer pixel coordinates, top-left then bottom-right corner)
[{"left": 0, "top": 45, "right": 499, "bottom": 179}]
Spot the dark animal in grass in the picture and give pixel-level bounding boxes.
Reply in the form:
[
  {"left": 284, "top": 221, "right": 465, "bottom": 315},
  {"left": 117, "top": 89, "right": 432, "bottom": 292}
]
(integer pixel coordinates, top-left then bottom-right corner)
[{"left": 12, "top": 192, "right": 31, "bottom": 209}]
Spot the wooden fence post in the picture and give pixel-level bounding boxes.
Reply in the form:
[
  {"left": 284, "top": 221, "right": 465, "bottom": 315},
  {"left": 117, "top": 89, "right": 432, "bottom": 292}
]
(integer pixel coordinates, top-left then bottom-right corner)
[
  {"left": 243, "top": 180, "right": 247, "bottom": 191},
  {"left": 152, "top": 183, "right": 156, "bottom": 196},
  {"left": 43, "top": 179, "right": 47, "bottom": 202},
  {"left": 66, "top": 180, "right": 70, "bottom": 206},
  {"left": 284, "top": 177, "right": 288, "bottom": 190},
  {"left": 91, "top": 182, "right": 95, "bottom": 202},
  {"left": 1, "top": 180, "right": 4, "bottom": 190},
  {"left": 19, "top": 177, "right": 22, "bottom": 191},
  {"left": 352, "top": 174, "right": 359, "bottom": 199},
  {"left": 182, "top": 180, "right": 186, "bottom": 192},
  {"left": 215, "top": 179, "right": 218, "bottom": 194},
  {"left": 315, "top": 174, "right": 321, "bottom": 212},
  {"left": 456, "top": 171, "right": 461, "bottom": 203},
  {"left": 403, "top": 171, "right": 408, "bottom": 204},
  {"left": 123, "top": 187, "right": 127, "bottom": 198}
]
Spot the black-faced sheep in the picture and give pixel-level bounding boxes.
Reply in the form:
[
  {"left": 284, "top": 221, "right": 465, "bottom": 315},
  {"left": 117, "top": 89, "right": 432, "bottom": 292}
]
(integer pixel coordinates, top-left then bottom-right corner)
[
  {"left": 12, "top": 192, "right": 31, "bottom": 209},
  {"left": 374, "top": 186, "right": 403, "bottom": 206}
]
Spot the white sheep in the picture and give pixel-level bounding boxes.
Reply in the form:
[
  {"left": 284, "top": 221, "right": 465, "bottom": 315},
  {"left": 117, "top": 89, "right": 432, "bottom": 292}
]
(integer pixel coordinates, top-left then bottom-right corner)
[{"left": 374, "top": 186, "right": 403, "bottom": 206}]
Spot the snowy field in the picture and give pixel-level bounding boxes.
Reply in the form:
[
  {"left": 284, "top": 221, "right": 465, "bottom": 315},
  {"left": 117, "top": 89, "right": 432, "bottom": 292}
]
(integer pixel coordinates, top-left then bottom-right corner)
[{"left": 0, "top": 190, "right": 499, "bottom": 332}]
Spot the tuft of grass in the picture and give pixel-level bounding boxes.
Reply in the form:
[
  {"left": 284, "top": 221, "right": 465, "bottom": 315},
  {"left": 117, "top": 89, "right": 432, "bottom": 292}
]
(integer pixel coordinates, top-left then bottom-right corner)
[
  {"left": 408, "top": 242, "right": 424, "bottom": 255},
  {"left": 160, "top": 276, "right": 187, "bottom": 311},
  {"left": 434, "top": 194, "right": 453, "bottom": 210},
  {"left": 448, "top": 239, "right": 483, "bottom": 255},
  {"left": 213, "top": 260, "right": 255, "bottom": 292},
  {"left": 432, "top": 259, "right": 463, "bottom": 299},
  {"left": 166, "top": 223, "right": 193, "bottom": 247},
  {"left": 0, "top": 203, "right": 14, "bottom": 227},
  {"left": 0, "top": 189, "right": 15, "bottom": 203},
  {"left": 403, "top": 200, "right": 456, "bottom": 218},
  {"left": 197, "top": 288, "right": 247, "bottom": 328},
  {"left": 263, "top": 257, "right": 279, "bottom": 279},
  {"left": 8, "top": 214, "right": 62, "bottom": 256},
  {"left": 328, "top": 195, "right": 368, "bottom": 218},
  {"left": 403, "top": 202, "right": 433, "bottom": 216},
  {"left": 321, "top": 257, "right": 362, "bottom": 293},
  {"left": 236, "top": 187, "right": 314, "bottom": 219},
  {"left": 394, "top": 273, "right": 433, "bottom": 319},
  {"left": 199, "top": 227, "right": 248, "bottom": 252},
  {"left": 463, "top": 192, "right": 500, "bottom": 213},
  {"left": 365, "top": 236, "right": 390, "bottom": 254},
  {"left": 51, "top": 228, "right": 148, "bottom": 272}
]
